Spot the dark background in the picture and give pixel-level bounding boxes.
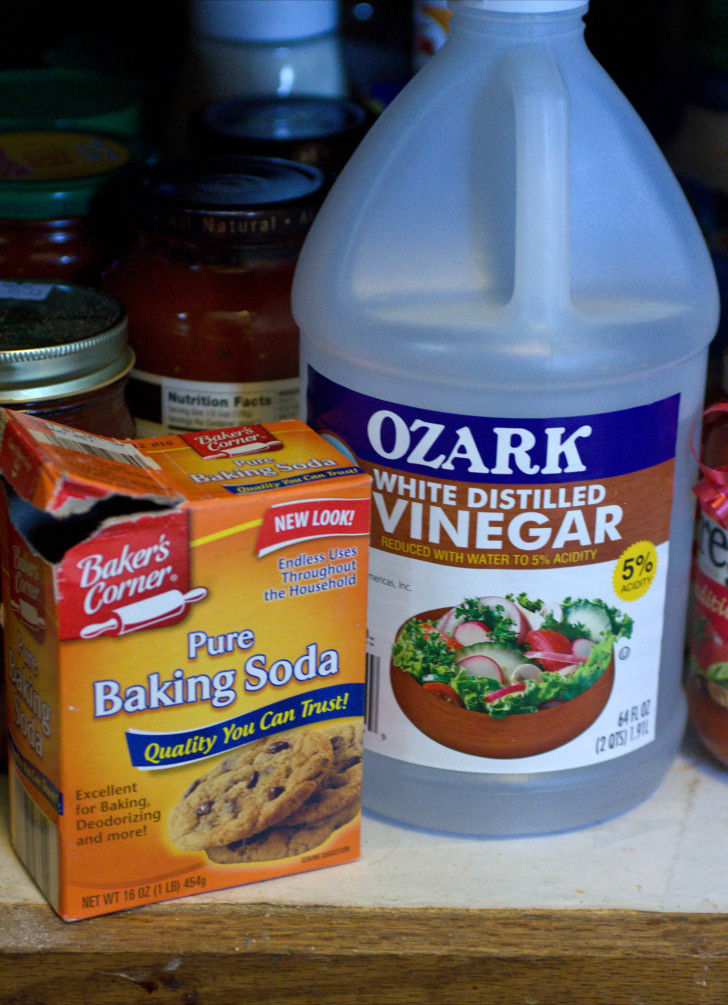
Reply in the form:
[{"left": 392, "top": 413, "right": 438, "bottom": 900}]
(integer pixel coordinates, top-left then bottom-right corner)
[{"left": 0, "top": 0, "right": 701, "bottom": 148}]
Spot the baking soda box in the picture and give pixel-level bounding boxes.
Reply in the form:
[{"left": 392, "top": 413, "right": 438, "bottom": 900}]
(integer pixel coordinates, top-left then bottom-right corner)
[{"left": 0, "top": 410, "right": 370, "bottom": 920}]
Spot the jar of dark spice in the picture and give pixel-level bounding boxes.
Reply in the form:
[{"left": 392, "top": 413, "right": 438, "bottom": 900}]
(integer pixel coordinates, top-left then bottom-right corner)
[
  {"left": 102, "top": 155, "right": 325, "bottom": 434},
  {"left": 0, "top": 279, "right": 135, "bottom": 436},
  {"left": 0, "top": 130, "right": 133, "bottom": 284},
  {"left": 0, "top": 278, "right": 135, "bottom": 764}
]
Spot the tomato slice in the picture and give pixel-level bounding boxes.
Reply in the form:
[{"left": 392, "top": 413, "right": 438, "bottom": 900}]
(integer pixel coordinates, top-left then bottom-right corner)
[
  {"left": 422, "top": 681, "right": 465, "bottom": 706},
  {"left": 524, "top": 628, "right": 572, "bottom": 672}
]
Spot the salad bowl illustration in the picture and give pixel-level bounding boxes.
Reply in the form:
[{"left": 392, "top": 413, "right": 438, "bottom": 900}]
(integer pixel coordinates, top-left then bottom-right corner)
[{"left": 390, "top": 594, "right": 629, "bottom": 759}]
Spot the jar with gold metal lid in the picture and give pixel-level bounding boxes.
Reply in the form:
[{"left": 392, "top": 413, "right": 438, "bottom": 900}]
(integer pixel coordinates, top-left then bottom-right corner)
[
  {"left": 0, "top": 278, "right": 135, "bottom": 764},
  {"left": 0, "top": 279, "right": 135, "bottom": 437}
]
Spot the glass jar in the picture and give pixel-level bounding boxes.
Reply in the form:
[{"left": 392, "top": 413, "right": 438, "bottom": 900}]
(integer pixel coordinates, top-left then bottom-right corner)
[
  {"left": 0, "top": 279, "right": 135, "bottom": 436},
  {"left": 687, "top": 399, "right": 728, "bottom": 767},
  {"left": 165, "top": 0, "right": 346, "bottom": 155},
  {"left": 188, "top": 0, "right": 346, "bottom": 97},
  {"left": 189, "top": 96, "right": 370, "bottom": 181},
  {"left": 0, "top": 68, "right": 144, "bottom": 138},
  {"left": 0, "top": 130, "right": 132, "bottom": 285},
  {"left": 102, "top": 155, "right": 325, "bottom": 434},
  {"left": 0, "top": 278, "right": 135, "bottom": 765}
]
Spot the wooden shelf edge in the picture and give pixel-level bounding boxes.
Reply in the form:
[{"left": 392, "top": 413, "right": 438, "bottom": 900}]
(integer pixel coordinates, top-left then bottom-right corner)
[
  {"left": 5, "top": 904, "right": 728, "bottom": 1005},
  {"left": 5, "top": 901, "right": 728, "bottom": 958}
]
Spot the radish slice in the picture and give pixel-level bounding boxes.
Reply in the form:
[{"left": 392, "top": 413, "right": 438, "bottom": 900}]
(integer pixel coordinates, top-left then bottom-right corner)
[
  {"left": 484, "top": 683, "right": 527, "bottom": 703},
  {"left": 571, "top": 637, "right": 595, "bottom": 661},
  {"left": 477, "top": 596, "right": 528, "bottom": 642},
  {"left": 524, "top": 650, "right": 587, "bottom": 665},
  {"left": 556, "top": 664, "right": 581, "bottom": 677},
  {"left": 457, "top": 654, "right": 503, "bottom": 682},
  {"left": 438, "top": 596, "right": 527, "bottom": 641},
  {"left": 453, "top": 620, "right": 491, "bottom": 646},
  {"left": 436, "top": 607, "right": 459, "bottom": 635}
]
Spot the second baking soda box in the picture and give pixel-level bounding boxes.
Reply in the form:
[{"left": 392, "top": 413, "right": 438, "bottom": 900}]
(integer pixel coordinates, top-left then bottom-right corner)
[{"left": 0, "top": 411, "right": 370, "bottom": 920}]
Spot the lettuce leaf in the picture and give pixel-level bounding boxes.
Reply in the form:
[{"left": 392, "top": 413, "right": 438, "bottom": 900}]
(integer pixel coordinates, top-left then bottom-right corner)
[{"left": 391, "top": 619, "right": 456, "bottom": 683}]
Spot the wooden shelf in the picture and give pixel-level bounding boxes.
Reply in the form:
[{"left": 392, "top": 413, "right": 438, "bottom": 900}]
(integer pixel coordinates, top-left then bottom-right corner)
[
  {"left": 4, "top": 730, "right": 728, "bottom": 1004},
  {"left": 6, "top": 903, "right": 728, "bottom": 1005}
]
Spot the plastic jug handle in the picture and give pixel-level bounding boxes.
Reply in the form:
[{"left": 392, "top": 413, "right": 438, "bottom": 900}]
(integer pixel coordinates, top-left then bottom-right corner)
[{"left": 505, "top": 45, "right": 571, "bottom": 323}]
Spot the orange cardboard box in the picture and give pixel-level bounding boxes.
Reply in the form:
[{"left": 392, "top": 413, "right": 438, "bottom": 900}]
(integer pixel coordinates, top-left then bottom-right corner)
[{"left": 0, "top": 411, "right": 370, "bottom": 920}]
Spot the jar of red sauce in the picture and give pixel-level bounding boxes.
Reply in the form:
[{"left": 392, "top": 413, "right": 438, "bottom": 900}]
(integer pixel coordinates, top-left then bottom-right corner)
[
  {"left": 687, "top": 401, "right": 728, "bottom": 766},
  {"left": 0, "top": 130, "right": 132, "bottom": 285},
  {"left": 101, "top": 155, "right": 325, "bottom": 434}
]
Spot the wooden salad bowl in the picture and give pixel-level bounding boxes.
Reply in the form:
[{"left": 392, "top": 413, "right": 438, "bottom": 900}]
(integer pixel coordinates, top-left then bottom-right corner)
[{"left": 390, "top": 607, "right": 615, "bottom": 760}]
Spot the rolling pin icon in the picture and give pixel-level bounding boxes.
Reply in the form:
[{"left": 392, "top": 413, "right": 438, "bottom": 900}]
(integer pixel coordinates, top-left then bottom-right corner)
[
  {"left": 80, "top": 587, "right": 208, "bottom": 639},
  {"left": 10, "top": 598, "right": 46, "bottom": 630}
]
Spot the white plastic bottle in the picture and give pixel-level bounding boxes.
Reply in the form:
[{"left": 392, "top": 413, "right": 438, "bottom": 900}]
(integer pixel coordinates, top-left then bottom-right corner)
[{"left": 293, "top": 0, "right": 719, "bottom": 835}]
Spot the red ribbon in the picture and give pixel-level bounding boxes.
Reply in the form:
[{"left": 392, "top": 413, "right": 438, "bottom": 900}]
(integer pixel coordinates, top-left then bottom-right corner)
[{"left": 693, "top": 402, "right": 728, "bottom": 526}]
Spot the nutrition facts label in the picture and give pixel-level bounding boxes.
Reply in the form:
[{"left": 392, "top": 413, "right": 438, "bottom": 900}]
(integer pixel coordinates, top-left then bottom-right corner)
[{"left": 129, "top": 371, "right": 300, "bottom": 434}]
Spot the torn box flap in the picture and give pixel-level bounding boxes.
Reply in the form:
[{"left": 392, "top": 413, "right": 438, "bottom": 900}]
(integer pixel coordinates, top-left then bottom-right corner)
[
  {"left": 0, "top": 407, "right": 179, "bottom": 515},
  {"left": 5, "top": 487, "right": 196, "bottom": 642}
]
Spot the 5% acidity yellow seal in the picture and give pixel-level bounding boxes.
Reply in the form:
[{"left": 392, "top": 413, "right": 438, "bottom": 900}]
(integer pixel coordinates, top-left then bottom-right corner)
[{"left": 613, "top": 540, "right": 658, "bottom": 602}]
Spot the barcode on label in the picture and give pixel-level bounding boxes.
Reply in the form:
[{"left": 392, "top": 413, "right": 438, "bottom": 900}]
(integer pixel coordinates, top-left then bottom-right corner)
[
  {"left": 33, "top": 430, "right": 159, "bottom": 470},
  {"left": 365, "top": 653, "right": 381, "bottom": 733},
  {"left": 10, "top": 768, "right": 59, "bottom": 910}
]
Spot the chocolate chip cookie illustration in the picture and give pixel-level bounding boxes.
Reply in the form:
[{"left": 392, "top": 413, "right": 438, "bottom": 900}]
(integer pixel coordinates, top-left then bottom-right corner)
[
  {"left": 284, "top": 722, "right": 363, "bottom": 826},
  {"left": 169, "top": 729, "right": 334, "bottom": 850},
  {"left": 205, "top": 802, "right": 359, "bottom": 864}
]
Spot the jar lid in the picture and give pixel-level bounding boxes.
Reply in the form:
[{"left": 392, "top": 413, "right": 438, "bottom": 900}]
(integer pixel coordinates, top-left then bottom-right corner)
[
  {"left": 190, "top": 97, "right": 370, "bottom": 176},
  {"left": 464, "top": 1, "right": 587, "bottom": 10},
  {"left": 0, "top": 131, "right": 132, "bottom": 220},
  {"left": 0, "top": 280, "right": 133, "bottom": 404},
  {"left": 130, "top": 155, "right": 326, "bottom": 242},
  {"left": 0, "top": 69, "right": 143, "bottom": 139},
  {"left": 190, "top": 0, "right": 339, "bottom": 42}
]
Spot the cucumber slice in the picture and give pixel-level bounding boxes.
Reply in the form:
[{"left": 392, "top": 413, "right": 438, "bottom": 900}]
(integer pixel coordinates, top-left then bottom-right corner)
[
  {"left": 563, "top": 600, "right": 612, "bottom": 641},
  {"left": 454, "top": 642, "right": 537, "bottom": 682}
]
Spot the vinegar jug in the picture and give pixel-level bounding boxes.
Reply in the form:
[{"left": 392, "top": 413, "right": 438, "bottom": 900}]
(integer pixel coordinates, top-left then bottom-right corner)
[{"left": 293, "top": 0, "right": 719, "bottom": 835}]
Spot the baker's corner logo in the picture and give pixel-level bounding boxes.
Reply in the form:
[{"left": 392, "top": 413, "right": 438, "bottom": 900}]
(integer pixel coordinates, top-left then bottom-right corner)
[
  {"left": 58, "top": 510, "right": 207, "bottom": 641},
  {"left": 9, "top": 526, "right": 46, "bottom": 639},
  {"left": 181, "top": 425, "right": 283, "bottom": 459}
]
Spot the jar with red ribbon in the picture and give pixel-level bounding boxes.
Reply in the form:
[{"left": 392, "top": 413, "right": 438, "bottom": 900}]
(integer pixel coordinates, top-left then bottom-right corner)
[{"left": 687, "top": 402, "right": 728, "bottom": 765}]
